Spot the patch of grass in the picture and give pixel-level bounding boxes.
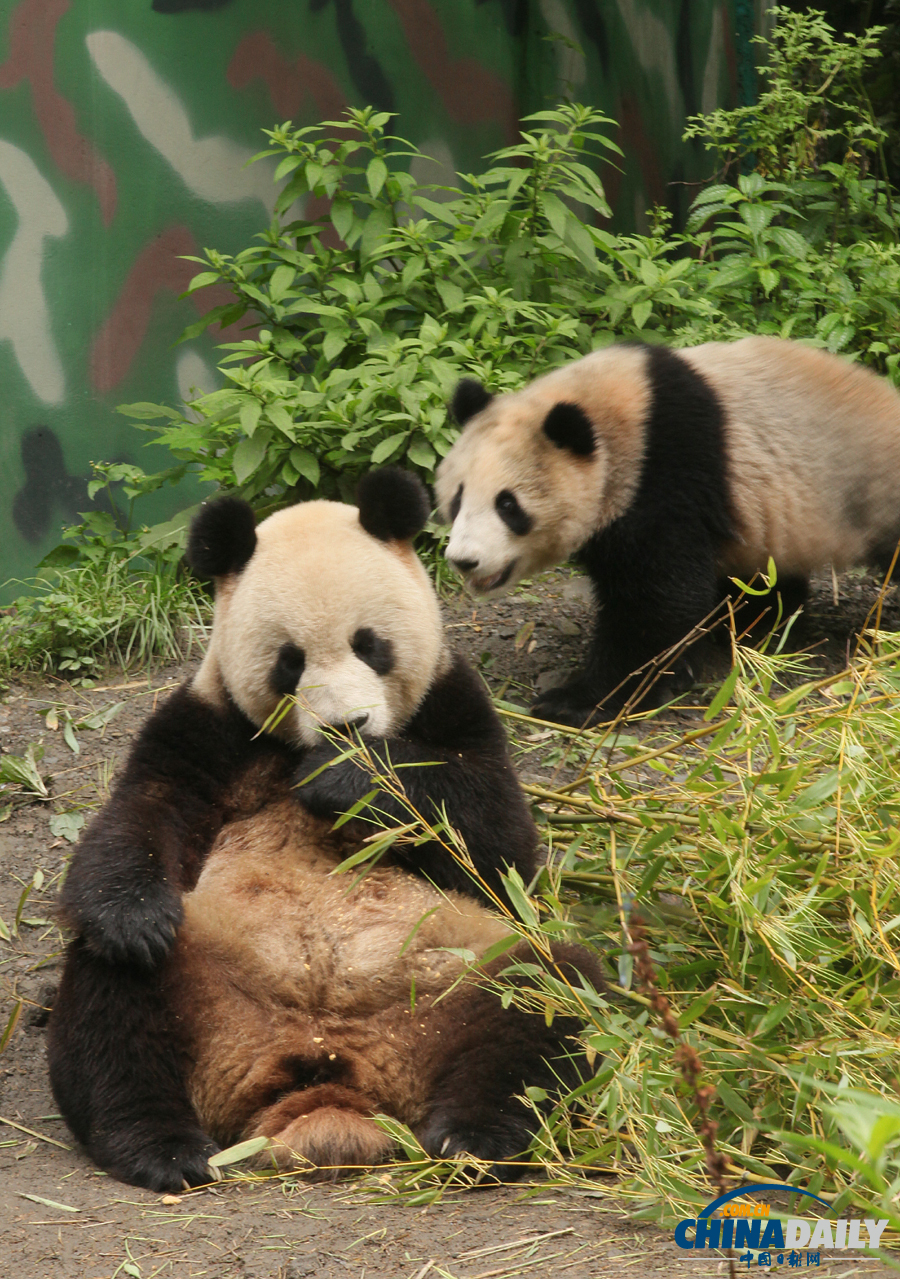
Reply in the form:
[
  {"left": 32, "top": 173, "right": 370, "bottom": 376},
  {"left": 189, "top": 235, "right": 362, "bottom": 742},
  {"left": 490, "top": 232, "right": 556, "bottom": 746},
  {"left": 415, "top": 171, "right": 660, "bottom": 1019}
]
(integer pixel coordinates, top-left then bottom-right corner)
[{"left": 0, "top": 556, "right": 210, "bottom": 685}]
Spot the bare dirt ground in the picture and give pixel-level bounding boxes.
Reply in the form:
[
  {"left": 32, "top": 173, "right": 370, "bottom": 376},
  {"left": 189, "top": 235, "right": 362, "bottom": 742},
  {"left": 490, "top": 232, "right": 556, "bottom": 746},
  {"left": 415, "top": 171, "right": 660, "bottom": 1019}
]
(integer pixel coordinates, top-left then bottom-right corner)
[{"left": 2, "top": 567, "right": 899, "bottom": 1278}]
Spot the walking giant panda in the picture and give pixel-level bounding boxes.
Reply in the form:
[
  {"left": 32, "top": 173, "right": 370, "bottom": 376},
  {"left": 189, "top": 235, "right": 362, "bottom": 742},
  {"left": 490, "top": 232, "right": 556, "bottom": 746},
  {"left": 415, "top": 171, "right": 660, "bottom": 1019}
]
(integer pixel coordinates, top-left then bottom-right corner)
[
  {"left": 435, "top": 338, "right": 900, "bottom": 725},
  {"left": 48, "top": 469, "right": 601, "bottom": 1191}
]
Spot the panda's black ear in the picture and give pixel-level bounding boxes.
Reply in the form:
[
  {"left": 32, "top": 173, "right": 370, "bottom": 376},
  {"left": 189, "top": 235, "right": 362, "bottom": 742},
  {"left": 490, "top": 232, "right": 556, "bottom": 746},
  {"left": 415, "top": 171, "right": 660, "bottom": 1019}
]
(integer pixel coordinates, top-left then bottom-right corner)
[
  {"left": 186, "top": 496, "right": 257, "bottom": 578},
  {"left": 542, "top": 402, "right": 595, "bottom": 456},
  {"left": 357, "top": 468, "right": 430, "bottom": 542},
  {"left": 451, "top": 378, "right": 493, "bottom": 426}
]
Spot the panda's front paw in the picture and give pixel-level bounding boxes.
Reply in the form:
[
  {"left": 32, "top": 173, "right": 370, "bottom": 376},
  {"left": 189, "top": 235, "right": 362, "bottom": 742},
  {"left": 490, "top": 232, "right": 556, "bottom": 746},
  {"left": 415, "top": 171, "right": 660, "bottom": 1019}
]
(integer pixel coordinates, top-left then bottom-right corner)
[
  {"left": 294, "top": 741, "right": 373, "bottom": 818},
  {"left": 106, "top": 1127, "right": 221, "bottom": 1192},
  {"left": 74, "top": 877, "right": 183, "bottom": 969},
  {"left": 531, "top": 679, "right": 620, "bottom": 728}
]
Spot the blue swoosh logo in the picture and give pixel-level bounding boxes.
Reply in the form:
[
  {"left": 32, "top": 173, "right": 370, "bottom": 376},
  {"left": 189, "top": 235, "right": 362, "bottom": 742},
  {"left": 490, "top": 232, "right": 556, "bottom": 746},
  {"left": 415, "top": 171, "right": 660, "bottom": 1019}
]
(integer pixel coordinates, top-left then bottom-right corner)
[{"left": 699, "top": 1185, "right": 833, "bottom": 1219}]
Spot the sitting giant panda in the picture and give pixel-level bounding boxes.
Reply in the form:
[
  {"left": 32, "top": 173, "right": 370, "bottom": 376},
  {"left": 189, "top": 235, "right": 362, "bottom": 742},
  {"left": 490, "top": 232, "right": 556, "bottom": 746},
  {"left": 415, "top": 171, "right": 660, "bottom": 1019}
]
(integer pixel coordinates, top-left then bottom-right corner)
[
  {"left": 48, "top": 469, "right": 601, "bottom": 1191},
  {"left": 435, "top": 337, "right": 900, "bottom": 725}
]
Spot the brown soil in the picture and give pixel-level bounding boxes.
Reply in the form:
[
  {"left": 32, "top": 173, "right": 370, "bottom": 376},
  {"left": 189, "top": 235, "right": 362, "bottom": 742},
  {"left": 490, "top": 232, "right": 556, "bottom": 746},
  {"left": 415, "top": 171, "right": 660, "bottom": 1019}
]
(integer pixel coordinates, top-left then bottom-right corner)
[{"left": 1, "top": 567, "right": 898, "bottom": 1278}]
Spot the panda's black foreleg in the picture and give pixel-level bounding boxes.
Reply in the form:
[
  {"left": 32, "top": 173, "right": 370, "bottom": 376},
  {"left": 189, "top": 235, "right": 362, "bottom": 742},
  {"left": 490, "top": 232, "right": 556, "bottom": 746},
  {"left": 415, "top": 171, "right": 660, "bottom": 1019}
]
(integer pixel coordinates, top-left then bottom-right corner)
[
  {"left": 47, "top": 939, "right": 218, "bottom": 1192},
  {"left": 59, "top": 685, "right": 270, "bottom": 969},
  {"left": 295, "top": 652, "right": 538, "bottom": 904},
  {"left": 532, "top": 520, "right": 722, "bottom": 726}
]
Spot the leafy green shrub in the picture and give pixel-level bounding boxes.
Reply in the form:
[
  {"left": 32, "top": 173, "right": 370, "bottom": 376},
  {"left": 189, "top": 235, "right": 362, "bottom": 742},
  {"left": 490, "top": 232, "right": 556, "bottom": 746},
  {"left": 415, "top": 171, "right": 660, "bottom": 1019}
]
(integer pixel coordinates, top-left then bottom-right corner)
[
  {"left": 681, "top": 5, "right": 900, "bottom": 369},
  {"left": 122, "top": 103, "right": 714, "bottom": 508},
  {"left": 121, "top": 15, "right": 900, "bottom": 524}
]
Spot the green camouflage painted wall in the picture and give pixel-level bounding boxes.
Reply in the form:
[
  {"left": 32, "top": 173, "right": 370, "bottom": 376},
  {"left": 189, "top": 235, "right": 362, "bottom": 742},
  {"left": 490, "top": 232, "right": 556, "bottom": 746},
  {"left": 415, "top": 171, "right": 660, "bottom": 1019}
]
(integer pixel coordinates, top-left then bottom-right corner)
[{"left": 0, "top": 0, "right": 761, "bottom": 597}]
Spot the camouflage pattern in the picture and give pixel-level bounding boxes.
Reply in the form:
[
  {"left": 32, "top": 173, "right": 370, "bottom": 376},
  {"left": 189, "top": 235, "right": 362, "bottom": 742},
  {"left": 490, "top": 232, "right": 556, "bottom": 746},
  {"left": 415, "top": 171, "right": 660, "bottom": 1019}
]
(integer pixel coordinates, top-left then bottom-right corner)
[{"left": 0, "top": 0, "right": 762, "bottom": 594}]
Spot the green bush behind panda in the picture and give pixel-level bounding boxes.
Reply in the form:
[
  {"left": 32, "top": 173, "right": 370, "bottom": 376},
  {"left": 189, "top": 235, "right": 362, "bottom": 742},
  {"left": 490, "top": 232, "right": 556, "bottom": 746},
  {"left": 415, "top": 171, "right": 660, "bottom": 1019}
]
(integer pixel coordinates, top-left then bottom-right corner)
[
  {"left": 436, "top": 337, "right": 900, "bottom": 726},
  {"left": 48, "top": 470, "right": 603, "bottom": 1191}
]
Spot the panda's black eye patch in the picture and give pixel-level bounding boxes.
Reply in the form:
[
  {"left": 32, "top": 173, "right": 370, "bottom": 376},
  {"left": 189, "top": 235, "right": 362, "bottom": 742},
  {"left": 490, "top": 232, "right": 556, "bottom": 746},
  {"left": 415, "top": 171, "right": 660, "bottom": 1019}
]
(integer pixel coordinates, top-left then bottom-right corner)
[
  {"left": 495, "top": 489, "right": 532, "bottom": 536},
  {"left": 449, "top": 483, "right": 463, "bottom": 523},
  {"left": 352, "top": 628, "right": 395, "bottom": 676},
  {"left": 270, "top": 642, "right": 306, "bottom": 697}
]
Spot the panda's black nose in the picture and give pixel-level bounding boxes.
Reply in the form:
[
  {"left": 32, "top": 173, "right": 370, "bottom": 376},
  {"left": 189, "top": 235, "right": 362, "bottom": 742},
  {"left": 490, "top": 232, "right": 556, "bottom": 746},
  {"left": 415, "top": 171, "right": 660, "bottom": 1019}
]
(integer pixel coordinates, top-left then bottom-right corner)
[{"left": 450, "top": 558, "right": 479, "bottom": 573}]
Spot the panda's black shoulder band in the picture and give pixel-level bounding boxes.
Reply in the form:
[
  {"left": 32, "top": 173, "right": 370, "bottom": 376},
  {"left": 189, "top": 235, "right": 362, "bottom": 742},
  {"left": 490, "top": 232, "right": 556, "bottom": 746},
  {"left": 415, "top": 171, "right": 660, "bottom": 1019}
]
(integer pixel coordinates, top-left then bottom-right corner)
[
  {"left": 186, "top": 496, "right": 257, "bottom": 578},
  {"left": 451, "top": 378, "right": 493, "bottom": 425},
  {"left": 357, "top": 467, "right": 429, "bottom": 542}
]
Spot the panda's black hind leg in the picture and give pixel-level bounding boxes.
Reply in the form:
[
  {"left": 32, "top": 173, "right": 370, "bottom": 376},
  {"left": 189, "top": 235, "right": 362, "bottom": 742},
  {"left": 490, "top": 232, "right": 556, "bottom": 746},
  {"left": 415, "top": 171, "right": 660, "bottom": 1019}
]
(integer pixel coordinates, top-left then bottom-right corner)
[
  {"left": 719, "top": 573, "right": 808, "bottom": 644},
  {"left": 48, "top": 938, "right": 219, "bottom": 1191},
  {"left": 417, "top": 944, "right": 602, "bottom": 1180}
]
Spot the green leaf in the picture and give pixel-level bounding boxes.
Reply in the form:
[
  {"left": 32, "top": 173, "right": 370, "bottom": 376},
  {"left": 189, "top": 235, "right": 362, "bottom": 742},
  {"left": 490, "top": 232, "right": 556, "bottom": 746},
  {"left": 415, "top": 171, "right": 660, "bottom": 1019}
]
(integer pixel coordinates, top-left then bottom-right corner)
[
  {"left": 289, "top": 447, "right": 320, "bottom": 487},
  {"left": 758, "top": 267, "right": 779, "bottom": 295},
  {"left": 739, "top": 203, "right": 771, "bottom": 238},
  {"left": 405, "top": 437, "right": 436, "bottom": 469},
  {"left": 360, "top": 206, "right": 392, "bottom": 263},
  {"left": 62, "top": 719, "right": 80, "bottom": 754},
  {"left": 716, "top": 1081, "right": 755, "bottom": 1123},
  {"left": 705, "top": 667, "right": 738, "bottom": 720},
  {"left": 401, "top": 255, "right": 427, "bottom": 289},
  {"left": 366, "top": 156, "right": 388, "bottom": 199},
  {"left": 269, "top": 264, "right": 296, "bottom": 301},
  {"left": 371, "top": 432, "right": 407, "bottom": 464},
  {"left": 631, "top": 299, "right": 652, "bottom": 329},
  {"left": 323, "top": 330, "right": 347, "bottom": 363},
  {"left": 116, "top": 402, "right": 179, "bottom": 421},
  {"left": 273, "top": 153, "right": 302, "bottom": 182},
  {"left": 185, "top": 270, "right": 220, "bottom": 293},
  {"left": 0, "top": 745, "right": 47, "bottom": 797},
  {"left": 754, "top": 997, "right": 793, "bottom": 1038},
  {"left": 36, "top": 544, "right": 79, "bottom": 571},
  {"left": 266, "top": 403, "right": 296, "bottom": 437},
  {"left": 477, "top": 933, "right": 522, "bottom": 965},
  {"left": 239, "top": 398, "right": 262, "bottom": 437},
  {"left": 678, "top": 985, "right": 718, "bottom": 1030},
  {"left": 435, "top": 279, "right": 464, "bottom": 312},
  {"left": 233, "top": 431, "right": 269, "bottom": 485},
  {"left": 541, "top": 191, "right": 570, "bottom": 241},
  {"left": 691, "top": 183, "right": 737, "bottom": 207},
  {"left": 208, "top": 1136, "right": 273, "bottom": 1168},
  {"left": 330, "top": 197, "right": 354, "bottom": 242},
  {"left": 19, "top": 1193, "right": 79, "bottom": 1212},
  {"left": 500, "top": 868, "right": 539, "bottom": 928},
  {"left": 768, "top": 226, "right": 809, "bottom": 259},
  {"left": 49, "top": 812, "right": 86, "bottom": 843}
]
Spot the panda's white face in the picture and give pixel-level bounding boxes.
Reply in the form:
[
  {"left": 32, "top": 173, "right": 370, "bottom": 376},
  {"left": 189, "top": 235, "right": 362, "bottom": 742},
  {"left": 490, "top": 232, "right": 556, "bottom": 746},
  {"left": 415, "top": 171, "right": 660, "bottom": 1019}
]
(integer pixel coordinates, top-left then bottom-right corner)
[
  {"left": 442, "top": 475, "right": 540, "bottom": 595},
  {"left": 436, "top": 396, "right": 610, "bottom": 596},
  {"left": 436, "top": 349, "right": 658, "bottom": 594},
  {"left": 194, "top": 502, "right": 445, "bottom": 748}
]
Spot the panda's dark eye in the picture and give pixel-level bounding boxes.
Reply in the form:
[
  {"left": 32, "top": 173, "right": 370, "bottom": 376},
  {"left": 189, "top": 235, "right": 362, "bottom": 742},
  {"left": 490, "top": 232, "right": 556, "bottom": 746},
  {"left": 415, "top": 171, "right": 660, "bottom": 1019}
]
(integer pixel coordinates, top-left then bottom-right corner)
[
  {"left": 449, "top": 483, "right": 463, "bottom": 523},
  {"left": 352, "top": 627, "right": 395, "bottom": 676},
  {"left": 495, "top": 489, "right": 532, "bottom": 536},
  {"left": 269, "top": 642, "right": 306, "bottom": 696}
]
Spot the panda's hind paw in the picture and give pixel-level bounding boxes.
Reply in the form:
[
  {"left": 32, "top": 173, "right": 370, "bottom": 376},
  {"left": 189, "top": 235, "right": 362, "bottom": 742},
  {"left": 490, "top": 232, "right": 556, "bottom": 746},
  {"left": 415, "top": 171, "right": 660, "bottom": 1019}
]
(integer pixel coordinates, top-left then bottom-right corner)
[
  {"left": 419, "top": 1115, "right": 533, "bottom": 1182},
  {"left": 531, "top": 682, "right": 618, "bottom": 729}
]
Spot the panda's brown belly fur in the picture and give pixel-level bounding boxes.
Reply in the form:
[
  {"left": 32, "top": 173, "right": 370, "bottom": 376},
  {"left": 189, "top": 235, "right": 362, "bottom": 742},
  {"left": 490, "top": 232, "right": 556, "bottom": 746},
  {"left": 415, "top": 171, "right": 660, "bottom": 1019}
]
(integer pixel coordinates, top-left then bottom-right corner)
[{"left": 165, "top": 799, "right": 512, "bottom": 1150}]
